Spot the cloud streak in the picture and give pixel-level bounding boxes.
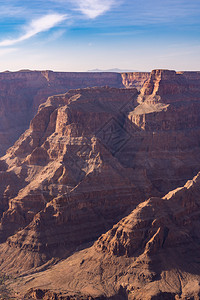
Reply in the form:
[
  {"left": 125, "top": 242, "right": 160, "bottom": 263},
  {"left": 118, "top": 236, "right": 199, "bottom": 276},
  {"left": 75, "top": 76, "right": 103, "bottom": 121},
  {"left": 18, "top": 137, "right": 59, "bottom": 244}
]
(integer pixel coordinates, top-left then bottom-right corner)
[
  {"left": 73, "top": 0, "right": 116, "bottom": 18},
  {"left": 0, "top": 14, "right": 67, "bottom": 47}
]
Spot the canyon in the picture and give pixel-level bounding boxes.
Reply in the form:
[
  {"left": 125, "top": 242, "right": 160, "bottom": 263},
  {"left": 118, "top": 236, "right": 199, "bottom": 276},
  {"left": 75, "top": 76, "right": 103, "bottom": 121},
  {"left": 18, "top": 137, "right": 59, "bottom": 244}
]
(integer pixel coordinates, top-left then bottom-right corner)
[
  {"left": 0, "top": 69, "right": 200, "bottom": 299},
  {"left": 14, "top": 171, "right": 200, "bottom": 300},
  {"left": 0, "top": 70, "right": 149, "bottom": 156}
]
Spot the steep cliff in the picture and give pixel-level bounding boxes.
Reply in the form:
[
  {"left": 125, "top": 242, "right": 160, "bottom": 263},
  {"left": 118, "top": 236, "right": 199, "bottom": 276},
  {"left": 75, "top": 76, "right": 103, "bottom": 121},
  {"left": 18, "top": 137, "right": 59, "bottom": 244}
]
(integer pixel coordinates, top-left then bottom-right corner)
[
  {"left": 0, "top": 69, "right": 200, "bottom": 299},
  {"left": 0, "top": 69, "right": 199, "bottom": 156},
  {"left": 9, "top": 172, "right": 200, "bottom": 300},
  {"left": 121, "top": 72, "right": 150, "bottom": 90},
  {"left": 0, "top": 70, "right": 124, "bottom": 155},
  {"left": 0, "top": 87, "right": 149, "bottom": 272}
]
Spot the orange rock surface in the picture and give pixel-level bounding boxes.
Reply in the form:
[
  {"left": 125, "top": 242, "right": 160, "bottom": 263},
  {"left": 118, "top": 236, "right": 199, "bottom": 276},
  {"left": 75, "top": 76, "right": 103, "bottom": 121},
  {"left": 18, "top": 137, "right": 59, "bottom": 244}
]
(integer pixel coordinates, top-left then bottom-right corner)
[
  {"left": 9, "top": 172, "right": 200, "bottom": 299},
  {"left": 0, "top": 69, "right": 200, "bottom": 299},
  {"left": 0, "top": 70, "right": 124, "bottom": 155}
]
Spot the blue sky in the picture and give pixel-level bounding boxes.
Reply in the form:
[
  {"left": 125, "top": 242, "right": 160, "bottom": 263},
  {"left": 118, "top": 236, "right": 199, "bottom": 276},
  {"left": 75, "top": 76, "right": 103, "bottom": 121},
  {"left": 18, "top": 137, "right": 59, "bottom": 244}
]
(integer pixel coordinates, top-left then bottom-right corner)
[{"left": 0, "top": 0, "right": 200, "bottom": 71}]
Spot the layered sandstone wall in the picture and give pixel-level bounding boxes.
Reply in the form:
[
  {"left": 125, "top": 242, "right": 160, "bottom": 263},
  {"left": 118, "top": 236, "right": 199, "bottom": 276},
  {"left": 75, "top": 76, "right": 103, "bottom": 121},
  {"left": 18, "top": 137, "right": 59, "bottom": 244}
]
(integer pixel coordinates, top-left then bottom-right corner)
[
  {"left": 0, "top": 69, "right": 200, "bottom": 157},
  {"left": 121, "top": 71, "right": 150, "bottom": 90},
  {"left": 0, "top": 69, "right": 200, "bottom": 285},
  {"left": 0, "top": 71, "right": 124, "bottom": 155},
  {"left": 9, "top": 171, "right": 200, "bottom": 300}
]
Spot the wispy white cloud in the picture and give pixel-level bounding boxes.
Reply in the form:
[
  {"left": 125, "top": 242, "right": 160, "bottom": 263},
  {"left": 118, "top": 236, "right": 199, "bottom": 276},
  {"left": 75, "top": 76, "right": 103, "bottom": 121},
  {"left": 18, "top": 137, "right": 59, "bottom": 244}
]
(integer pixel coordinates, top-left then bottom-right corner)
[
  {"left": 0, "top": 14, "right": 67, "bottom": 47},
  {"left": 73, "top": 0, "right": 116, "bottom": 18}
]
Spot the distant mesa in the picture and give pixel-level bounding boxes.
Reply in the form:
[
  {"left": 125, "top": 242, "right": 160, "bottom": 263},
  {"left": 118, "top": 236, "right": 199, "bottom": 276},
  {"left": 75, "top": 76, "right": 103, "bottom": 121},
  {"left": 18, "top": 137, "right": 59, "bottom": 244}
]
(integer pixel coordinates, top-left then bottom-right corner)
[{"left": 88, "top": 68, "right": 139, "bottom": 72}]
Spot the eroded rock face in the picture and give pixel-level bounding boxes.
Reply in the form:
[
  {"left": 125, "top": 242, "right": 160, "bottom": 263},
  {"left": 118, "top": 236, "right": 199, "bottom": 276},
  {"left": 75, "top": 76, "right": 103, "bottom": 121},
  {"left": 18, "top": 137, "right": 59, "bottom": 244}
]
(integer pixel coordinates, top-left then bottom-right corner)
[
  {"left": 0, "top": 69, "right": 199, "bottom": 157},
  {"left": 121, "top": 72, "right": 150, "bottom": 90},
  {"left": 0, "top": 69, "right": 200, "bottom": 281},
  {"left": 9, "top": 172, "right": 200, "bottom": 300},
  {"left": 94, "top": 172, "right": 200, "bottom": 299},
  {"left": 124, "top": 69, "right": 200, "bottom": 192},
  {"left": 0, "top": 70, "right": 124, "bottom": 155},
  {"left": 0, "top": 87, "right": 147, "bottom": 272},
  {"left": 96, "top": 172, "right": 200, "bottom": 257}
]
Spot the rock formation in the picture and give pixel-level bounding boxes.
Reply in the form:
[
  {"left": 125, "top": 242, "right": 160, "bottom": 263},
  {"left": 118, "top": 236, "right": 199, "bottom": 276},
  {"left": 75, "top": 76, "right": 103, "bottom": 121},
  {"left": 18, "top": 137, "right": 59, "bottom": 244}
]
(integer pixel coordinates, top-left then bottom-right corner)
[
  {"left": 0, "top": 87, "right": 147, "bottom": 270},
  {"left": 0, "top": 69, "right": 199, "bottom": 156},
  {"left": 0, "top": 70, "right": 124, "bottom": 156},
  {"left": 0, "top": 69, "right": 200, "bottom": 299},
  {"left": 8, "top": 171, "right": 200, "bottom": 299},
  {"left": 121, "top": 72, "right": 150, "bottom": 90}
]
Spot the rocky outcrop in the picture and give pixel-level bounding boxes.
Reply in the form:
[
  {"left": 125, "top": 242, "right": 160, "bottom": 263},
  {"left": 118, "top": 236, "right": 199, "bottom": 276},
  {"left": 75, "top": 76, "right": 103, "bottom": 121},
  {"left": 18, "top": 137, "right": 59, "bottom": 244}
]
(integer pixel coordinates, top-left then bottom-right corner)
[
  {"left": 0, "top": 87, "right": 149, "bottom": 273},
  {"left": 0, "top": 70, "right": 124, "bottom": 156},
  {"left": 139, "top": 69, "right": 189, "bottom": 97},
  {"left": 94, "top": 171, "right": 200, "bottom": 299},
  {"left": 123, "top": 69, "right": 200, "bottom": 192},
  {"left": 121, "top": 72, "right": 150, "bottom": 90},
  {"left": 96, "top": 172, "right": 200, "bottom": 257},
  {"left": 0, "top": 69, "right": 200, "bottom": 157},
  {"left": 9, "top": 172, "right": 200, "bottom": 300},
  {"left": 0, "top": 69, "right": 200, "bottom": 295}
]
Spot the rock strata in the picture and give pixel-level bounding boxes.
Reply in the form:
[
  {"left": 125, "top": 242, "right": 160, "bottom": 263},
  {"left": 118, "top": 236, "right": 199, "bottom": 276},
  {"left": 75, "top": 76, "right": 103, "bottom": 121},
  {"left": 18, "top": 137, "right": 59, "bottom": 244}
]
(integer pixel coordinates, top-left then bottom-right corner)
[
  {"left": 9, "top": 172, "right": 200, "bottom": 300},
  {"left": 0, "top": 70, "right": 124, "bottom": 155},
  {"left": 121, "top": 72, "right": 150, "bottom": 90},
  {"left": 0, "top": 87, "right": 148, "bottom": 273},
  {"left": 0, "top": 69, "right": 200, "bottom": 299},
  {"left": 0, "top": 69, "right": 200, "bottom": 157}
]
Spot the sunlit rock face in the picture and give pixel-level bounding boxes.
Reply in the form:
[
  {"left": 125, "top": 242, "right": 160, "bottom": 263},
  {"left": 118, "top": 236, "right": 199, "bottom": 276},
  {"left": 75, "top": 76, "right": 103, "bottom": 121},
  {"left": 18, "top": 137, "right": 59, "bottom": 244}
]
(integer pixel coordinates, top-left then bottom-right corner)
[
  {"left": 121, "top": 71, "right": 150, "bottom": 90},
  {"left": 1, "top": 69, "right": 199, "bottom": 156},
  {"left": 0, "top": 70, "right": 200, "bottom": 300},
  {"left": 0, "top": 70, "right": 124, "bottom": 156},
  {"left": 8, "top": 172, "right": 200, "bottom": 299}
]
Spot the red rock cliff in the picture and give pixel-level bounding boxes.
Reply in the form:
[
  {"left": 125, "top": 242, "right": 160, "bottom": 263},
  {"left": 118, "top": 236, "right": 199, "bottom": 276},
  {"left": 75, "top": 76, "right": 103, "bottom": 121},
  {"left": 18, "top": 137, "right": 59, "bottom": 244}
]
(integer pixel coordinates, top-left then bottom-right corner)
[
  {"left": 0, "top": 70, "right": 124, "bottom": 155},
  {"left": 0, "top": 67, "right": 200, "bottom": 277},
  {"left": 121, "top": 71, "right": 150, "bottom": 90},
  {"left": 0, "top": 69, "right": 200, "bottom": 282}
]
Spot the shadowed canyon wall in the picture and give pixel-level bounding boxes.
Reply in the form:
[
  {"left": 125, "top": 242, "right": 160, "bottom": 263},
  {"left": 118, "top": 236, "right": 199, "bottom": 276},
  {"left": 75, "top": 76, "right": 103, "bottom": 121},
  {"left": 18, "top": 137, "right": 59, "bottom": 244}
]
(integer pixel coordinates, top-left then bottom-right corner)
[
  {"left": 0, "top": 69, "right": 200, "bottom": 275},
  {"left": 0, "top": 70, "right": 125, "bottom": 155},
  {"left": 0, "top": 69, "right": 200, "bottom": 299}
]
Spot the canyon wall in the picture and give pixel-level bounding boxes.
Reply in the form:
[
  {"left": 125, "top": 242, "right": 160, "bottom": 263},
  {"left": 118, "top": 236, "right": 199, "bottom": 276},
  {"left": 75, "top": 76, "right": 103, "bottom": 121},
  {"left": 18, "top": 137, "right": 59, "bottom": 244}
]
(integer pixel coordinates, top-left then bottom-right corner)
[
  {"left": 0, "top": 69, "right": 200, "bottom": 277},
  {"left": 0, "top": 69, "right": 199, "bottom": 156},
  {"left": 17, "top": 171, "right": 200, "bottom": 299},
  {"left": 0, "top": 69, "right": 200, "bottom": 299},
  {"left": 121, "top": 71, "right": 150, "bottom": 89},
  {"left": 0, "top": 70, "right": 124, "bottom": 155}
]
